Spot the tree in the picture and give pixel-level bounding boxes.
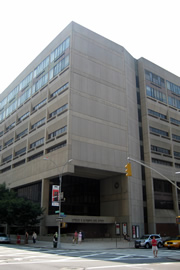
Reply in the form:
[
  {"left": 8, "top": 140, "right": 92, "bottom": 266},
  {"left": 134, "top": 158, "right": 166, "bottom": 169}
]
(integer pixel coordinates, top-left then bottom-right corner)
[{"left": 0, "top": 183, "right": 44, "bottom": 235}]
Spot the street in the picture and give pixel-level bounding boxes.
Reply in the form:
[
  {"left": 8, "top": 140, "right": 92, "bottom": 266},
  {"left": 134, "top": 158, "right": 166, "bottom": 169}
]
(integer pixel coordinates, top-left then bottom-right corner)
[{"left": 0, "top": 244, "right": 179, "bottom": 269}]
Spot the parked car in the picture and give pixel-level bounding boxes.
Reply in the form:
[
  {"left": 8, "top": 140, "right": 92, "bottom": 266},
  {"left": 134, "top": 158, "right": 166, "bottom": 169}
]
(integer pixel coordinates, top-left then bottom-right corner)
[
  {"left": 135, "top": 234, "right": 163, "bottom": 249},
  {"left": 164, "top": 235, "right": 180, "bottom": 249},
  {"left": 0, "top": 233, "right": 11, "bottom": 244}
]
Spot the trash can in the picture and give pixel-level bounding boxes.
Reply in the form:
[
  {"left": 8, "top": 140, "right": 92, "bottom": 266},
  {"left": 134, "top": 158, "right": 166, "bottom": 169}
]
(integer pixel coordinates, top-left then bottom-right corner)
[{"left": 53, "top": 240, "right": 57, "bottom": 248}]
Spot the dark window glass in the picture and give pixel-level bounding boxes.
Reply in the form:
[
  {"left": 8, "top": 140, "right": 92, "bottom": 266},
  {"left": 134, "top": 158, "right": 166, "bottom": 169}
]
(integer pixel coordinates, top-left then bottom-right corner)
[
  {"left": 153, "top": 179, "right": 173, "bottom": 209},
  {"left": 48, "top": 175, "right": 100, "bottom": 216},
  {"left": 14, "top": 182, "right": 42, "bottom": 203}
]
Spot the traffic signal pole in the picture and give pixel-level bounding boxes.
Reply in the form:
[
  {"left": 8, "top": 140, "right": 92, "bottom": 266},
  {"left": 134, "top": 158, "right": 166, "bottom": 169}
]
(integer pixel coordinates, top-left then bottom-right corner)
[{"left": 127, "top": 157, "right": 180, "bottom": 191}]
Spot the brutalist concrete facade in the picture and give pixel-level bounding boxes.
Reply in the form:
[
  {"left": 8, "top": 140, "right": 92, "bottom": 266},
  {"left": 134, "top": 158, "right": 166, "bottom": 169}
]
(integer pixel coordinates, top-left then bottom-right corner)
[{"left": 0, "top": 22, "right": 179, "bottom": 237}]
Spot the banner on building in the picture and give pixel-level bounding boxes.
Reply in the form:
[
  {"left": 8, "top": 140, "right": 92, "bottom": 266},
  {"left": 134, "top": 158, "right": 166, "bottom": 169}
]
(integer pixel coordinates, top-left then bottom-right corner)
[{"left": 52, "top": 185, "right": 59, "bottom": 206}]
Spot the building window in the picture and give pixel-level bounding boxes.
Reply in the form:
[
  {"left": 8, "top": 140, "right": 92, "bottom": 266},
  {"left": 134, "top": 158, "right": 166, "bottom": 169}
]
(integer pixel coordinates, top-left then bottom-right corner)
[
  {"left": 3, "top": 155, "right": 12, "bottom": 163},
  {"left": 48, "top": 126, "right": 67, "bottom": 139},
  {"left": 175, "top": 163, "right": 180, "bottom": 168},
  {"left": 146, "top": 86, "right": 167, "bottom": 103},
  {"left": 47, "top": 141, "right": 67, "bottom": 153},
  {"left": 14, "top": 182, "right": 42, "bottom": 203},
  {"left": 152, "top": 158, "right": 172, "bottom": 166},
  {"left": 31, "top": 117, "right": 46, "bottom": 129},
  {"left": 151, "top": 145, "right": 170, "bottom": 155},
  {"left": 15, "top": 147, "right": 26, "bottom": 156},
  {"left": 170, "top": 117, "right": 180, "bottom": 126},
  {"left": 18, "top": 112, "right": 30, "bottom": 122},
  {"left": 154, "top": 178, "right": 173, "bottom": 209},
  {"left": 49, "top": 104, "right": 68, "bottom": 118},
  {"left": 19, "top": 72, "right": 32, "bottom": 91},
  {"left": 49, "top": 55, "right": 69, "bottom": 80},
  {"left": 18, "top": 88, "right": 31, "bottom": 107},
  {"left": 148, "top": 109, "right": 167, "bottom": 120},
  {"left": 16, "top": 128, "right": 28, "bottom": 138},
  {"left": 51, "top": 83, "right": 69, "bottom": 98},
  {"left": 174, "top": 151, "right": 180, "bottom": 158},
  {"left": 149, "top": 126, "right": 168, "bottom": 137},
  {"left": 28, "top": 151, "right": 43, "bottom": 161},
  {"left": 50, "top": 37, "right": 70, "bottom": 62},
  {"left": 30, "top": 138, "right": 44, "bottom": 149},
  {"left": 8, "top": 86, "right": 19, "bottom": 103},
  {"left": 0, "top": 97, "right": 7, "bottom": 110},
  {"left": 0, "top": 110, "right": 5, "bottom": 122},
  {"left": 6, "top": 100, "right": 17, "bottom": 117},
  {"left": 6, "top": 122, "right": 16, "bottom": 131},
  {"left": 145, "top": 70, "right": 165, "bottom": 88},
  {"left": 4, "top": 138, "right": 14, "bottom": 146},
  {"left": 168, "top": 96, "right": 180, "bottom": 109},
  {"left": 34, "top": 56, "right": 49, "bottom": 78},
  {"left": 33, "top": 98, "right": 47, "bottom": 111},
  {"left": 32, "top": 73, "right": 48, "bottom": 95},
  {"left": 167, "top": 81, "right": 180, "bottom": 95},
  {"left": 172, "top": 134, "right": 180, "bottom": 141},
  {"left": 13, "top": 159, "right": 25, "bottom": 168}
]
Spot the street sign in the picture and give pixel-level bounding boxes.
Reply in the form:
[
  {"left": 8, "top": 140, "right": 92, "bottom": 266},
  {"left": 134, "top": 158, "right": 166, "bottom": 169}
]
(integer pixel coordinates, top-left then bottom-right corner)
[{"left": 56, "top": 218, "right": 63, "bottom": 222}]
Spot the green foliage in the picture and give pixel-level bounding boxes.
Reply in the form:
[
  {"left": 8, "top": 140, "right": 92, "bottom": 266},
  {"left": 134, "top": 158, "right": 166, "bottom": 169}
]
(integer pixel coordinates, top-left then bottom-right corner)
[{"left": 0, "top": 183, "right": 44, "bottom": 231}]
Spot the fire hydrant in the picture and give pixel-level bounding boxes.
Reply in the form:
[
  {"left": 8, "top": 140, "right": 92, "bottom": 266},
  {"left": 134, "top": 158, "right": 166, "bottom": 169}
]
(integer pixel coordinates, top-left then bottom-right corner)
[{"left": 17, "top": 234, "right": 21, "bottom": 244}]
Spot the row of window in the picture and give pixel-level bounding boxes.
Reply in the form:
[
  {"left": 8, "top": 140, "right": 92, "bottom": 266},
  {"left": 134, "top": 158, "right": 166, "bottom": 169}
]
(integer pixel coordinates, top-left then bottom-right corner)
[
  {"left": 151, "top": 145, "right": 170, "bottom": 155},
  {"left": 150, "top": 126, "right": 180, "bottom": 143},
  {"left": 151, "top": 145, "right": 180, "bottom": 158},
  {"left": 0, "top": 141, "right": 67, "bottom": 173},
  {"left": 0, "top": 103, "right": 68, "bottom": 150},
  {"left": 0, "top": 82, "right": 69, "bottom": 137},
  {"left": 1, "top": 125, "right": 67, "bottom": 163},
  {"left": 149, "top": 126, "right": 168, "bottom": 137},
  {"left": 167, "top": 80, "right": 180, "bottom": 96},
  {"left": 148, "top": 109, "right": 167, "bottom": 119},
  {"left": 146, "top": 86, "right": 167, "bottom": 103},
  {"left": 146, "top": 70, "right": 180, "bottom": 97},
  {"left": 148, "top": 109, "right": 180, "bottom": 126},
  {"left": 0, "top": 54, "right": 69, "bottom": 122},
  {"left": 145, "top": 70, "right": 165, "bottom": 88},
  {"left": 145, "top": 70, "right": 180, "bottom": 109},
  {"left": 0, "top": 37, "right": 70, "bottom": 111},
  {"left": 31, "top": 117, "right": 46, "bottom": 129}
]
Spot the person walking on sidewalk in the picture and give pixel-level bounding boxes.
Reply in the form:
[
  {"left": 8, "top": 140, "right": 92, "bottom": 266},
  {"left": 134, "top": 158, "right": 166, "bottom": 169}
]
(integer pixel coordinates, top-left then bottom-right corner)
[
  {"left": 152, "top": 236, "right": 158, "bottom": 257},
  {"left": 32, "top": 232, "right": 37, "bottom": 244},
  {"left": 73, "top": 231, "right": 78, "bottom": 244},
  {"left": 78, "top": 231, "right": 82, "bottom": 244}
]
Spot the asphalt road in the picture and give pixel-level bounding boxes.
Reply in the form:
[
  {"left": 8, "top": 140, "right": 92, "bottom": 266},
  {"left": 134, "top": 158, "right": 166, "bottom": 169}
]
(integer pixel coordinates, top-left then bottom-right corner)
[{"left": 0, "top": 244, "right": 179, "bottom": 269}]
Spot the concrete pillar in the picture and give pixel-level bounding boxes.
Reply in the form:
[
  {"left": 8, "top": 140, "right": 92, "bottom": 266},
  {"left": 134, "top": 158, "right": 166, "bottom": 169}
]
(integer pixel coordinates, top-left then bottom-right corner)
[{"left": 40, "top": 178, "right": 50, "bottom": 236}]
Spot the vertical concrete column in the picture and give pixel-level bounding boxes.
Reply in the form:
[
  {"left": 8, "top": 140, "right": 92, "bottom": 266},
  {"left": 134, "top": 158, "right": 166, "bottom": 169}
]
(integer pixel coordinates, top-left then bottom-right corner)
[
  {"left": 145, "top": 172, "right": 156, "bottom": 233},
  {"left": 172, "top": 184, "right": 179, "bottom": 216},
  {"left": 39, "top": 178, "right": 50, "bottom": 236}
]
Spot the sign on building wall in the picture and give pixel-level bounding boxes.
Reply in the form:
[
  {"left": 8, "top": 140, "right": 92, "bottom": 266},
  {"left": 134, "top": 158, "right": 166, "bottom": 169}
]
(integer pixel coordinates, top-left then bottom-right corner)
[{"left": 52, "top": 185, "right": 59, "bottom": 206}]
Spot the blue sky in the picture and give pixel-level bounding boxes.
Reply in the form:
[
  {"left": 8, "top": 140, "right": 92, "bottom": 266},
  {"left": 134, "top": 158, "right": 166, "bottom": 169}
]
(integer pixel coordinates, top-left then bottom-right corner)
[{"left": 0, "top": 0, "right": 180, "bottom": 94}]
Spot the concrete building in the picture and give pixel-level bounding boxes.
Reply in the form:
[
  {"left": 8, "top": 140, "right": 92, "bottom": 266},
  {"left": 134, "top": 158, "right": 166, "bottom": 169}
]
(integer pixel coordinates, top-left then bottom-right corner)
[{"left": 0, "top": 22, "right": 179, "bottom": 238}]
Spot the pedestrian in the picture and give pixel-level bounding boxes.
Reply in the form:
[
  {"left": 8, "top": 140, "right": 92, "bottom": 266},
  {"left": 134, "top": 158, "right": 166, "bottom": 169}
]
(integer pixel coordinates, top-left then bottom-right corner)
[
  {"left": 53, "top": 232, "right": 58, "bottom": 248},
  {"left": 78, "top": 231, "right": 82, "bottom": 244},
  {"left": 74, "top": 231, "right": 78, "bottom": 244},
  {"left": 32, "top": 232, "right": 37, "bottom": 243},
  {"left": 25, "top": 231, "right": 29, "bottom": 244},
  {"left": 151, "top": 236, "right": 158, "bottom": 257}
]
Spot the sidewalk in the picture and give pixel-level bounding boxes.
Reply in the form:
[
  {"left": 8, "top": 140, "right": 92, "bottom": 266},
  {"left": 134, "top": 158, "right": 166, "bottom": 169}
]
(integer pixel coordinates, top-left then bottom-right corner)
[{"left": 26, "top": 238, "right": 134, "bottom": 250}]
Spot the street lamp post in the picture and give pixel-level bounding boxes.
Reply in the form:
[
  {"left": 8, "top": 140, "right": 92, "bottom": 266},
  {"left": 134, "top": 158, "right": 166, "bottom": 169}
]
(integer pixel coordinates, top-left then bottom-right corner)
[{"left": 43, "top": 157, "right": 73, "bottom": 248}]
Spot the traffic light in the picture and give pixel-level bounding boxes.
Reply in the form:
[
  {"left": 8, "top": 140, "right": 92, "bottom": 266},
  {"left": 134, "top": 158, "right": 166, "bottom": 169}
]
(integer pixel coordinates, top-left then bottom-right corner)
[{"left": 125, "top": 163, "right": 132, "bottom": 176}]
